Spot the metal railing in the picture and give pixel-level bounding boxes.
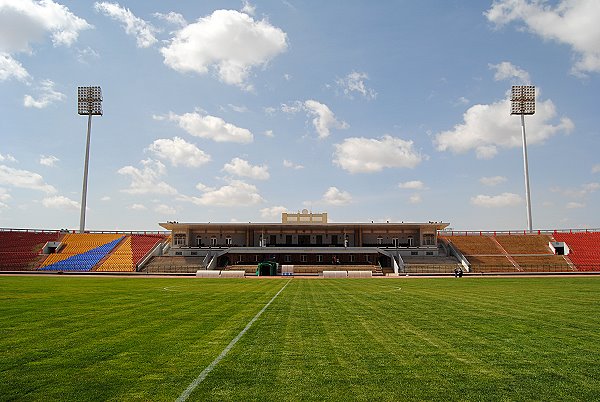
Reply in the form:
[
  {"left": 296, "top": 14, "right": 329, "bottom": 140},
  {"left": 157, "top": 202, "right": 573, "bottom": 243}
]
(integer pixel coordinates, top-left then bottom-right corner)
[{"left": 439, "top": 229, "right": 600, "bottom": 236}]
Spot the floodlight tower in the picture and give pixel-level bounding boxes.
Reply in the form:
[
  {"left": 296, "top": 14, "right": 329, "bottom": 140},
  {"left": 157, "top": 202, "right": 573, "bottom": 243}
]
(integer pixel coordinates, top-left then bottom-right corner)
[
  {"left": 510, "top": 85, "right": 535, "bottom": 233},
  {"left": 77, "top": 86, "right": 103, "bottom": 233}
]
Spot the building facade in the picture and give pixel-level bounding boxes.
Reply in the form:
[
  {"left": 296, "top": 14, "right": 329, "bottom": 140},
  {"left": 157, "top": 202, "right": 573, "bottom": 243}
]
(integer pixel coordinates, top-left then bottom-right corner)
[{"left": 160, "top": 213, "right": 448, "bottom": 269}]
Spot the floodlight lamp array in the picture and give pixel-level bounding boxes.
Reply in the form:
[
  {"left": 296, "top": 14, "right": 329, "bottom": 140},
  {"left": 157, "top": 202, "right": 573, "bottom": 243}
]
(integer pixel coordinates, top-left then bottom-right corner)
[
  {"left": 510, "top": 85, "right": 535, "bottom": 115},
  {"left": 77, "top": 86, "right": 103, "bottom": 116}
]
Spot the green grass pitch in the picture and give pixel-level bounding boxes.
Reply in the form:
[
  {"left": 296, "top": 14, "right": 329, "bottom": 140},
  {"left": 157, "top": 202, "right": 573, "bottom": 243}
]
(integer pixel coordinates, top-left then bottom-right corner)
[{"left": 1, "top": 276, "right": 600, "bottom": 401}]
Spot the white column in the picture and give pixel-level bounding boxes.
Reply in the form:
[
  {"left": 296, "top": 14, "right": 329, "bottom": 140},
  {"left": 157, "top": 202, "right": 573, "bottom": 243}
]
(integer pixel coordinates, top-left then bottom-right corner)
[
  {"left": 521, "top": 113, "right": 533, "bottom": 233},
  {"left": 79, "top": 113, "right": 93, "bottom": 233}
]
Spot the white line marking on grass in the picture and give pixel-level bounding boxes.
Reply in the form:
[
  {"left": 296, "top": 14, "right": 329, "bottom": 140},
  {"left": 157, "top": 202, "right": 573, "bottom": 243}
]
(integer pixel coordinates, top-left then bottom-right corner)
[{"left": 176, "top": 280, "right": 291, "bottom": 402}]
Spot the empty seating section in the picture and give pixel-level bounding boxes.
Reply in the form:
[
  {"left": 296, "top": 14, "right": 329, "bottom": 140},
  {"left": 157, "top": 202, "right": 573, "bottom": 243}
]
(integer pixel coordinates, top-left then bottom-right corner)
[
  {"left": 0, "top": 231, "right": 61, "bottom": 270},
  {"left": 442, "top": 234, "right": 573, "bottom": 272},
  {"left": 495, "top": 235, "right": 553, "bottom": 254},
  {"left": 553, "top": 232, "right": 600, "bottom": 271},
  {"left": 39, "top": 234, "right": 124, "bottom": 271},
  {"left": 512, "top": 256, "right": 571, "bottom": 272},
  {"left": 441, "top": 236, "right": 501, "bottom": 255},
  {"left": 96, "top": 234, "right": 164, "bottom": 272},
  {"left": 403, "top": 255, "right": 461, "bottom": 273},
  {"left": 131, "top": 234, "right": 164, "bottom": 266},
  {"left": 96, "top": 236, "right": 134, "bottom": 272},
  {"left": 143, "top": 256, "right": 202, "bottom": 273},
  {"left": 467, "top": 256, "right": 517, "bottom": 272}
]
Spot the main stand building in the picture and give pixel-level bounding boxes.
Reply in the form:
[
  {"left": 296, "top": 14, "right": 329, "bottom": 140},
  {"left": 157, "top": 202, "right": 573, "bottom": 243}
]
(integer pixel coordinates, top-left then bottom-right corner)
[{"left": 160, "top": 211, "right": 448, "bottom": 273}]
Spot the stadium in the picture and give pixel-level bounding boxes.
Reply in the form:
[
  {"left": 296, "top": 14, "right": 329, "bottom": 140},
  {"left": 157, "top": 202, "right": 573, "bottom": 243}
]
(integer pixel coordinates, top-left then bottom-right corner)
[
  {"left": 1, "top": 217, "right": 600, "bottom": 401},
  {"left": 1, "top": 210, "right": 600, "bottom": 276},
  {"left": 2, "top": 1, "right": 600, "bottom": 401}
]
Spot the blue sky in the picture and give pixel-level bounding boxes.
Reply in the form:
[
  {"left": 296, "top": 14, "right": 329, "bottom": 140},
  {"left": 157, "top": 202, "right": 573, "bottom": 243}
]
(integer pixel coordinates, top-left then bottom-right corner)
[{"left": 0, "top": 0, "right": 599, "bottom": 231}]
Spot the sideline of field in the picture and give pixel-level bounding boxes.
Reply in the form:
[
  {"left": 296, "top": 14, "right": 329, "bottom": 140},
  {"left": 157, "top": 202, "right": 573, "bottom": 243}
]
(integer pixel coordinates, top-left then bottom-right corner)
[{"left": 1, "top": 270, "right": 600, "bottom": 279}]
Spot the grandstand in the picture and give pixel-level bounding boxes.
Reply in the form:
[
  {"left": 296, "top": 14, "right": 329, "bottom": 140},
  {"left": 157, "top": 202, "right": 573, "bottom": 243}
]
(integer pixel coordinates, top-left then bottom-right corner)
[
  {"left": 553, "top": 231, "right": 600, "bottom": 271},
  {"left": 0, "top": 231, "right": 166, "bottom": 272},
  {"left": 39, "top": 234, "right": 124, "bottom": 272},
  {"left": 0, "top": 224, "right": 599, "bottom": 275},
  {"left": 440, "top": 232, "right": 578, "bottom": 272},
  {"left": 0, "top": 230, "right": 61, "bottom": 271},
  {"left": 97, "top": 234, "right": 165, "bottom": 272}
]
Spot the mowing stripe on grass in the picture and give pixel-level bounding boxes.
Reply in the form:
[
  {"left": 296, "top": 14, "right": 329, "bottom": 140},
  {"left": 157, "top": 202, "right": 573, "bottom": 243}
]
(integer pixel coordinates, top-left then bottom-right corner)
[{"left": 176, "top": 280, "right": 291, "bottom": 402}]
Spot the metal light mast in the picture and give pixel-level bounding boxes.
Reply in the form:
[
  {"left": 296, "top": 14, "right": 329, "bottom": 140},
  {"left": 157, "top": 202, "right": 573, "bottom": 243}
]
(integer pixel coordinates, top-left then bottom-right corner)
[
  {"left": 77, "top": 86, "right": 103, "bottom": 233},
  {"left": 510, "top": 85, "right": 535, "bottom": 233}
]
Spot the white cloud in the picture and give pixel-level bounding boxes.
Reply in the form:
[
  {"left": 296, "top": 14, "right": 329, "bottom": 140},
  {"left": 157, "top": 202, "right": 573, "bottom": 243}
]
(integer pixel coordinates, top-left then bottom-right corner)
[
  {"left": 94, "top": 2, "right": 158, "bottom": 48},
  {"left": 566, "top": 201, "right": 585, "bottom": 209},
  {"left": 264, "top": 130, "right": 274, "bottom": 137},
  {"left": 39, "top": 154, "right": 59, "bottom": 167},
  {"left": 117, "top": 159, "right": 178, "bottom": 195},
  {"left": 42, "top": 195, "right": 79, "bottom": 210},
  {"left": 409, "top": 194, "right": 422, "bottom": 204},
  {"left": 100, "top": 196, "right": 111, "bottom": 201},
  {"left": 0, "top": 165, "right": 56, "bottom": 193},
  {"left": 397, "top": 182, "right": 426, "bottom": 204},
  {"left": 303, "top": 100, "right": 348, "bottom": 139},
  {"left": 153, "top": 11, "right": 186, "bottom": 27},
  {"left": 76, "top": 46, "right": 100, "bottom": 64},
  {"left": 0, "top": 187, "right": 9, "bottom": 209},
  {"left": 283, "top": 159, "right": 304, "bottom": 170},
  {"left": 0, "top": 0, "right": 90, "bottom": 53},
  {"left": 479, "top": 176, "right": 507, "bottom": 186},
  {"left": 147, "top": 137, "right": 211, "bottom": 168},
  {"left": 398, "top": 180, "right": 426, "bottom": 190},
  {"left": 24, "top": 80, "right": 65, "bottom": 108},
  {"left": 0, "top": 53, "right": 30, "bottom": 82},
  {"left": 489, "top": 61, "right": 531, "bottom": 83},
  {"left": 160, "top": 111, "right": 253, "bottom": 143},
  {"left": 223, "top": 157, "right": 270, "bottom": 180},
  {"left": 552, "top": 182, "right": 600, "bottom": 198},
  {"left": 129, "top": 203, "right": 146, "bottom": 210},
  {"left": 578, "top": 182, "right": 599, "bottom": 193},
  {"left": 280, "top": 101, "right": 303, "bottom": 114},
  {"left": 470, "top": 192, "right": 522, "bottom": 208},
  {"left": 322, "top": 187, "right": 352, "bottom": 206},
  {"left": 195, "top": 182, "right": 215, "bottom": 192},
  {"left": 455, "top": 96, "right": 470, "bottom": 106},
  {"left": 161, "top": 9, "right": 287, "bottom": 89},
  {"left": 592, "top": 164, "right": 600, "bottom": 174},
  {"left": 0, "top": 1, "right": 86, "bottom": 90},
  {"left": 334, "top": 135, "right": 424, "bottom": 173},
  {"left": 475, "top": 145, "right": 499, "bottom": 160},
  {"left": 0, "top": 187, "right": 11, "bottom": 202},
  {"left": 0, "top": 153, "right": 17, "bottom": 163},
  {"left": 190, "top": 180, "right": 264, "bottom": 206},
  {"left": 485, "top": 0, "right": 600, "bottom": 76},
  {"left": 227, "top": 103, "right": 248, "bottom": 113},
  {"left": 260, "top": 205, "right": 287, "bottom": 220},
  {"left": 336, "top": 71, "right": 377, "bottom": 99},
  {"left": 154, "top": 203, "right": 176, "bottom": 215},
  {"left": 434, "top": 96, "right": 574, "bottom": 159},
  {"left": 280, "top": 100, "right": 348, "bottom": 139},
  {"left": 264, "top": 106, "right": 277, "bottom": 115},
  {"left": 241, "top": 1, "right": 256, "bottom": 16}
]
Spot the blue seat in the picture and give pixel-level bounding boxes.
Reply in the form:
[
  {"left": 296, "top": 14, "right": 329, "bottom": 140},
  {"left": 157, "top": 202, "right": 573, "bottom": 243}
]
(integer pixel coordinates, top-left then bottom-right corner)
[{"left": 40, "top": 237, "right": 124, "bottom": 271}]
